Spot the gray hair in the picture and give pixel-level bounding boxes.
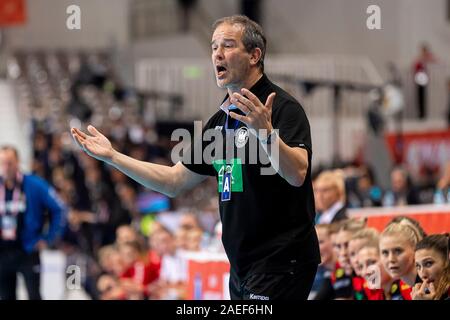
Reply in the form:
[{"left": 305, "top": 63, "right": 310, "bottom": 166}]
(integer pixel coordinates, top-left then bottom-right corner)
[{"left": 0, "top": 145, "right": 19, "bottom": 160}]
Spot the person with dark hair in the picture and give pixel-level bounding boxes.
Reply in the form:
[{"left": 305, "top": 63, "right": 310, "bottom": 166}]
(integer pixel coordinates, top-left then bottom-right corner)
[
  {"left": 0, "top": 145, "right": 66, "bottom": 300},
  {"left": 412, "top": 43, "right": 437, "bottom": 119},
  {"left": 383, "top": 166, "right": 421, "bottom": 206},
  {"left": 71, "top": 15, "right": 319, "bottom": 300},
  {"left": 355, "top": 166, "right": 383, "bottom": 207},
  {"left": 413, "top": 234, "right": 450, "bottom": 300}
]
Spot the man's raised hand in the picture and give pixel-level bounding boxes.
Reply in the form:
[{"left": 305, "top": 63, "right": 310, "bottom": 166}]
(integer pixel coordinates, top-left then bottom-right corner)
[{"left": 71, "top": 125, "right": 115, "bottom": 163}]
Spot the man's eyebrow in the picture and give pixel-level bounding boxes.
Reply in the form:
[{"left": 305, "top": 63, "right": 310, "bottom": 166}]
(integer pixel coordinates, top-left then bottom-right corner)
[{"left": 211, "top": 38, "right": 237, "bottom": 46}]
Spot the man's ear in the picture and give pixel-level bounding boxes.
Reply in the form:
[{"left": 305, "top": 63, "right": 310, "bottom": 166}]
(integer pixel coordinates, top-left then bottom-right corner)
[{"left": 250, "top": 48, "right": 262, "bottom": 67}]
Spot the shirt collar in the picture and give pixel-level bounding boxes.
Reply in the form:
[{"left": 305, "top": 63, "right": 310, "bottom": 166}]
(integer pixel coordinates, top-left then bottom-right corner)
[
  {"left": 318, "top": 201, "right": 345, "bottom": 224},
  {"left": 220, "top": 73, "right": 270, "bottom": 114}
]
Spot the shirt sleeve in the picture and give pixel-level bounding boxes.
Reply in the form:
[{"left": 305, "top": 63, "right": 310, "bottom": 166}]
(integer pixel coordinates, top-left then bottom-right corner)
[
  {"left": 39, "top": 180, "right": 67, "bottom": 244},
  {"left": 180, "top": 116, "right": 218, "bottom": 177},
  {"left": 273, "top": 100, "right": 312, "bottom": 155}
]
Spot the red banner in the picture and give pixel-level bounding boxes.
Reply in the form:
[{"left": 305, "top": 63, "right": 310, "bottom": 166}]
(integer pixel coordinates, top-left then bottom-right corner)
[
  {"left": 384, "top": 129, "right": 450, "bottom": 179},
  {"left": 0, "top": 0, "right": 26, "bottom": 26},
  {"left": 349, "top": 204, "right": 450, "bottom": 234},
  {"left": 184, "top": 252, "right": 230, "bottom": 300}
]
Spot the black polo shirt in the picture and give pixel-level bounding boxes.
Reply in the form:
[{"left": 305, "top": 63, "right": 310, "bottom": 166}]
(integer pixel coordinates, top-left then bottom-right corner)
[{"left": 182, "top": 74, "right": 320, "bottom": 278}]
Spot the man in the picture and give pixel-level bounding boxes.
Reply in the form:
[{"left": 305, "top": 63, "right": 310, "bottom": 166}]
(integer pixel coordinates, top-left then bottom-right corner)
[
  {"left": 383, "top": 166, "right": 420, "bottom": 206},
  {"left": 314, "top": 170, "right": 348, "bottom": 224},
  {"left": 71, "top": 15, "right": 320, "bottom": 300},
  {"left": 0, "top": 146, "right": 66, "bottom": 300}
]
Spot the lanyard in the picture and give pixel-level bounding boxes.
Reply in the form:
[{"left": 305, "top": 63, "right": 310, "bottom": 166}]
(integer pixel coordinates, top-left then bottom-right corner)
[
  {"left": 0, "top": 172, "right": 24, "bottom": 216},
  {"left": 224, "top": 112, "right": 241, "bottom": 131},
  {"left": 224, "top": 113, "right": 241, "bottom": 163}
]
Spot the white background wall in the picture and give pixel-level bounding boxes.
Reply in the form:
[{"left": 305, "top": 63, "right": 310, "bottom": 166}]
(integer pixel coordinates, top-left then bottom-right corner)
[
  {"left": 5, "top": 0, "right": 450, "bottom": 70},
  {"left": 6, "top": 0, "right": 130, "bottom": 49},
  {"left": 262, "top": 0, "right": 450, "bottom": 71}
]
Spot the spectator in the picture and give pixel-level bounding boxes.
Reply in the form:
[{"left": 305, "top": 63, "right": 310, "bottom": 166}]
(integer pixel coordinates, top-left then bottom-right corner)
[
  {"left": 348, "top": 227, "right": 380, "bottom": 300},
  {"left": 150, "top": 227, "right": 187, "bottom": 299},
  {"left": 358, "top": 240, "right": 393, "bottom": 300},
  {"left": 379, "top": 218, "right": 425, "bottom": 298},
  {"left": 412, "top": 43, "right": 437, "bottom": 119},
  {"left": 383, "top": 166, "right": 420, "bottom": 206},
  {"left": 98, "top": 244, "right": 117, "bottom": 274},
  {"left": 0, "top": 145, "right": 66, "bottom": 300},
  {"left": 434, "top": 161, "right": 450, "bottom": 204},
  {"left": 179, "top": 212, "right": 201, "bottom": 231},
  {"left": 185, "top": 228, "right": 204, "bottom": 252},
  {"left": 348, "top": 228, "right": 380, "bottom": 278},
  {"left": 118, "top": 241, "right": 157, "bottom": 299},
  {"left": 348, "top": 166, "right": 383, "bottom": 208},
  {"left": 310, "top": 224, "right": 336, "bottom": 300},
  {"left": 314, "top": 170, "right": 348, "bottom": 224},
  {"left": 116, "top": 225, "right": 140, "bottom": 246},
  {"left": 97, "top": 274, "right": 126, "bottom": 300},
  {"left": 413, "top": 234, "right": 450, "bottom": 300},
  {"left": 331, "top": 219, "right": 366, "bottom": 299}
]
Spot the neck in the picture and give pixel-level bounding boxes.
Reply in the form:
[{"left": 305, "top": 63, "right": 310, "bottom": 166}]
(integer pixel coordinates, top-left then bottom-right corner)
[
  {"left": 227, "top": 70, "right": 263, "bottom": 98},
  {"left": 383, "top": 280, "right": 394, "bottom": 298},
  {"left": 401, "top": 269, "right": 417, "bottom": 287}
]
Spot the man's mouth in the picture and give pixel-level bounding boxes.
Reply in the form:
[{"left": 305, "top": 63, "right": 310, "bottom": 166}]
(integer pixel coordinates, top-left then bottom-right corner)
[{"left": 216, "top": 65, "right": 227, "bottom": 78}]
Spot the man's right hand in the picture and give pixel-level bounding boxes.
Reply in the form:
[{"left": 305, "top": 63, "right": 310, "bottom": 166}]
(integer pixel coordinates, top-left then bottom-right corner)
[
  {"left": 71, "top": 125, "right": 115, "bottom": 163},
  {"left": 71, "top": 125, "right": 207, "bottom": 198}
]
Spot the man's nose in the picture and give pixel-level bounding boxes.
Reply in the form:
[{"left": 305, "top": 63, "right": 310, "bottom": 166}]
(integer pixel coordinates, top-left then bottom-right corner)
[{"left": 213, "top": 47, "right": 224, "bottom": 60}]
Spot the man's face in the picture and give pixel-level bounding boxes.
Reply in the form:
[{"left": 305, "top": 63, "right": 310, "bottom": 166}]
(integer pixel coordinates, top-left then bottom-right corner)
[
  {"left": 391, "top": 170, "right": 406, "bottom": 193},
  {"left": 211, "top": 23, "right": 252, "bottom": 89},
  {"left": 315, "top": 181, "right": 340, "bottom": 211},
  {"left": 0, "top": 150, "right": 19, "bottom": 181}
]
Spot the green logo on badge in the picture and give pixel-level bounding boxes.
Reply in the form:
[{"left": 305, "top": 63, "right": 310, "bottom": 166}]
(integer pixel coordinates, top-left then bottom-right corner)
[{"left": 213, "top": 159, "right": 243, "bottom": 192}]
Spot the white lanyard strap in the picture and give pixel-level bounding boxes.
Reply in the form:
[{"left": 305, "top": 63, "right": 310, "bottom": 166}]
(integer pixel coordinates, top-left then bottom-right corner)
[{"left": 0, "top": 172, "right": 23, "bottom": 216}]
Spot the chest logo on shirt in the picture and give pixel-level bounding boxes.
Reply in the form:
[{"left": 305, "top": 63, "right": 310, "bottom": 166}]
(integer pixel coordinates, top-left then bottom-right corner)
[
  {"left": 213, "top": 158, "right": 243, "bottom": 193},
  {"left": 235, "top": 127, "right": 249, "bottom": 148}
]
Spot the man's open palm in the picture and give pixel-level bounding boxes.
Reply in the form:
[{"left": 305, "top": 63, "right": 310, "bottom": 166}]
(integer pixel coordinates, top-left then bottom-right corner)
[{"left": 71, "top": 125, "right": 115, "bottom": 163}]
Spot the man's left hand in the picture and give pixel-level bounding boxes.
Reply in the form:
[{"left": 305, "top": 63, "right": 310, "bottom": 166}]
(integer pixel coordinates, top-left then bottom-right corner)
[{"left": 229, "top": 88, "right": 276, "bottom": 139}]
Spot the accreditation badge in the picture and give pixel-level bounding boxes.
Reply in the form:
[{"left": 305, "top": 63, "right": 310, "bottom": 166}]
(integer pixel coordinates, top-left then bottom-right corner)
[
  {"left": 1, "top": 215, "right": 18, "bottom": 241},
  {"left": 221, "top": 165, "right": 232, "bottom": 202}
]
